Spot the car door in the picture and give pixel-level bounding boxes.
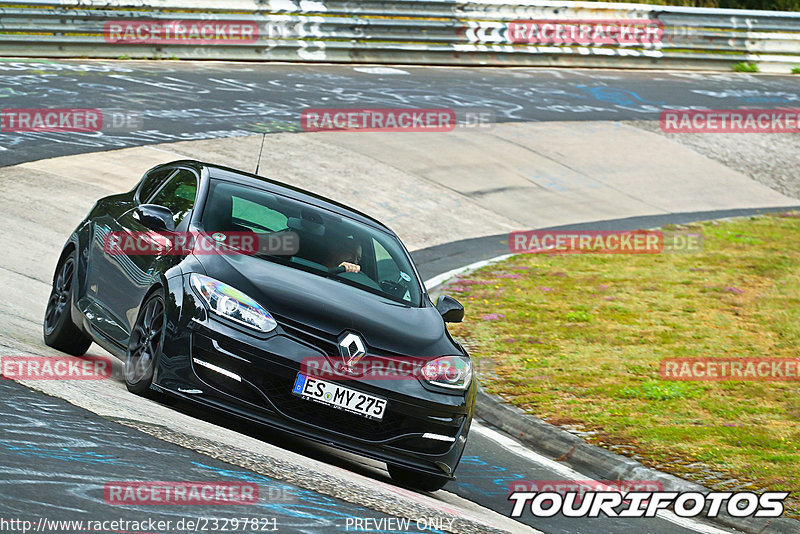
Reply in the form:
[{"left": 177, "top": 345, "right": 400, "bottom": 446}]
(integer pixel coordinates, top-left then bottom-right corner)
[
  {"left": 90, "top": 167, "right": 199, "bottom": 347},
  {"left": 84, "top": 166, "right": 176, "bottom": 346},
  {"left": 116, "top": 168, "right": 199, "bottom": 341}
]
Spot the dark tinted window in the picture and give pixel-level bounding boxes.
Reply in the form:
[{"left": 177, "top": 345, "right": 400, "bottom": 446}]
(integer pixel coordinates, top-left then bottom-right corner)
[
  {"left": 138, "top": 167, "right": 174, "bottom": 203},
  {"left": 202, "top": 180, "right": 422, "bottom": 306},
  {"left": 150, "top": 169, "right": 198, "bottom": 226}
]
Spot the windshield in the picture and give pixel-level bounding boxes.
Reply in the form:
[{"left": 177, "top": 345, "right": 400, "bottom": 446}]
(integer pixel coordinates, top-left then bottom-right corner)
[{"left": 201, "top": 179, "right": 423, "bottom": 306}]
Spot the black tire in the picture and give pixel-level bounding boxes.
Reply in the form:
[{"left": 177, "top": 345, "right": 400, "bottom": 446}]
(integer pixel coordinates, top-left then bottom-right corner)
[
  {"left": 387, "top": 464, "right": 449, "bottom": 492},
  {"left": 43, "top": 251, "right": 92, "bottom": 356},
  {"left": 125, "top": 290, "right": 166, "bottom": 396}
]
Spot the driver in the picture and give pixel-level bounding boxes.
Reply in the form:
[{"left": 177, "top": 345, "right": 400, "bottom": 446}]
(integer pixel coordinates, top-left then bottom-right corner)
[{"left": 325, "top": 240, "right": 362, "bottom": 273}]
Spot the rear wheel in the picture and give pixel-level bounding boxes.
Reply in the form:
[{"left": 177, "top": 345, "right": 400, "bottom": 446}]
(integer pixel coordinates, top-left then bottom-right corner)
[
  {"left": 125, "top": 290, "right": 165, "bottom": 396},
  {"left": 387, "top": 464, "right": 449, "bottom": 492},
  {"left": 43, "top": 251, "right": 92, "bottom": 356}
]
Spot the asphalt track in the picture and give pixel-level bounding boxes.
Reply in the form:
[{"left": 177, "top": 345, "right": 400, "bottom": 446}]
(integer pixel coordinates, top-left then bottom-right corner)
[
  {"left": 0, "top": 379, "right": 422, "bottom": 534},
  {"left": 2, "top": 59, "right": 800, "bottom": 167},
  {"left": 1, "top": 60, "right": 799, "bottom": 534}
]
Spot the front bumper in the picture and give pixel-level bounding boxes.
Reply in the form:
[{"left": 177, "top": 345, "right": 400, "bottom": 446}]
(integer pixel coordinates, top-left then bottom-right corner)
[{"left": 154, "top": 276, "right": 475, "bottom": 478}]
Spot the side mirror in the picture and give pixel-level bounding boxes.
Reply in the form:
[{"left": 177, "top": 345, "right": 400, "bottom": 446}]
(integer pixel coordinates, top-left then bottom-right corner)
[
  {"left": 436, "top": 295, "right": 464, "bottom": 323},
  {"left": 134, "top": 204, "right": 175, "bottom": 232}
]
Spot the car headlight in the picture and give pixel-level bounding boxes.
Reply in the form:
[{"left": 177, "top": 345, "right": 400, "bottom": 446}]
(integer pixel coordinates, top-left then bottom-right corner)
[
  {"left": 190, "top": 273, "right": 277, "bottom": 333},
  {"left": 420, "top": 355, "right": 472, "bottom": 390}
]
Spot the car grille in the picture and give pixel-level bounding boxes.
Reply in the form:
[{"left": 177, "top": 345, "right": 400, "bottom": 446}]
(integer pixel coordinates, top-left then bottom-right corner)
[{"left": 193, "top": 328, "right": 463, "bottom": 452}]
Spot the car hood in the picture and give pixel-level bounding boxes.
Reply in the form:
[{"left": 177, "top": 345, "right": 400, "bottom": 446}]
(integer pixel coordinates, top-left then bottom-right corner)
[{"left": 194, "top": 253, "right": 459, "bottom": 357}]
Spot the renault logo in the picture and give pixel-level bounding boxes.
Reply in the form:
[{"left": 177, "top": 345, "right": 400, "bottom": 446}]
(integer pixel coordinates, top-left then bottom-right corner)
[{"left": 339, "top": 332, "right": 366, "bottom": 370}]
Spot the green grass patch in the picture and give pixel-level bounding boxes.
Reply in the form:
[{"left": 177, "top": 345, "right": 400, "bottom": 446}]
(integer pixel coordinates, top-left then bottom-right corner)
[
  {"left": 620, "top": 380, "right": 703, "bottom": 400},
  {"left": 732, "top": 61, "right": 760, "bottom": 72},
  {"left": 448, "top": 213, "right": 800, "bottom": 517}
]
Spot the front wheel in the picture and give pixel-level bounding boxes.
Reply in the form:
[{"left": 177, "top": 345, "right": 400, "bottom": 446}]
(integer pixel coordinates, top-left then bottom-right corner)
[
  {"left": 125, "top": 290, "right": 165, "bottom": 396},
  {"left": 387, "top": 464, "right": 449, "bottom": 492},
  {"left": 43, "top": 251, "right": 92, "bottom": 356}
]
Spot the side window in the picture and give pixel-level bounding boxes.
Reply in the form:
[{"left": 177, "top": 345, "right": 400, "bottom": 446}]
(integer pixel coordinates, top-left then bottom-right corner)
[
  {"left": 374, "top": 237, "right": 412, "bottom": 302},
  {"left": 149, "top": 169, "right": 198, "bottom": 227},
  {"left": 374, "top": 238, "right": 399, "bottom": 281},
  {"left": 231, "top": 196, "right": 288, "bottom": 232},
  {"left": 138, "top": 168, "right": 174, "bottom": 203}
]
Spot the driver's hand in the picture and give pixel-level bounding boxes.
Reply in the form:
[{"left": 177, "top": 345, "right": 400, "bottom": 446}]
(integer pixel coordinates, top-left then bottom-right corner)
[{"left": 339, "top": 262, "right": 361, "bottom": 273}]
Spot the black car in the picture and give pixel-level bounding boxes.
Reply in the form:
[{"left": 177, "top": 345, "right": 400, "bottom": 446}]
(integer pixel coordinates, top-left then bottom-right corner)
[{"left": 43, "top": 160, "right": 474, "bottom": 491}]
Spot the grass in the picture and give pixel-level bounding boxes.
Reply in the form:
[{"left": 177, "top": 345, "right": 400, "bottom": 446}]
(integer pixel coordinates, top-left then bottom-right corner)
[
  {"left": 447, "top": 213, "right": 800, "bottom": 518},
  {"left": 792, "top": 66, "right": 800, "bottom": 74},
  {"left": 732, "top": 61, "right": 760, "bottom": 73}
]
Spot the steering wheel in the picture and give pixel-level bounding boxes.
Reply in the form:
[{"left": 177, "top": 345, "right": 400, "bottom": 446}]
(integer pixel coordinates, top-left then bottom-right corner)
[{"left": 328, "top": 265, "right": 346, "bottom": 275}]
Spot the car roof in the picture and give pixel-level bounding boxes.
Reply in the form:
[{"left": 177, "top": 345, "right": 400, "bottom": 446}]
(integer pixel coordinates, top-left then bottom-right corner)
[{"left": 162, "top": 159, "right": 396, "bottom": 236}]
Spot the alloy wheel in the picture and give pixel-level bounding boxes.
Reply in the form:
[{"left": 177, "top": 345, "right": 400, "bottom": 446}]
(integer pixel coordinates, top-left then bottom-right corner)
[{"left": 126, "top": 295, "right": 165, "bottom": 385}]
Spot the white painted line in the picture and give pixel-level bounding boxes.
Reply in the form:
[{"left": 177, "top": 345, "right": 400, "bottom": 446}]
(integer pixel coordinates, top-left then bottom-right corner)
[
  {"left": 353, "top": 66, "right": 409, "bottom": 75},
  {"left": 472, "top": 422, "right": 732, "bottom": 534},
  {"left": 471, "top": 421, "right": 581, "bottom": 480},
  {"left": 424, "top": 253, "right": 513, "bottom": 292}
]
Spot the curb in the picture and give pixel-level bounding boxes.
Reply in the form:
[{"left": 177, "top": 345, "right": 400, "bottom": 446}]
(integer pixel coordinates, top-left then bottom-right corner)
[{"left": 475, "top": 386, "right": 799, "bottom": 534}]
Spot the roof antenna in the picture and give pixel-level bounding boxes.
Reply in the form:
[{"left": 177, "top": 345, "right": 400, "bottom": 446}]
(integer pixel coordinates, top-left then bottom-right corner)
[{"left": 254, "top": 132, "right": 266, "bottom": 175}]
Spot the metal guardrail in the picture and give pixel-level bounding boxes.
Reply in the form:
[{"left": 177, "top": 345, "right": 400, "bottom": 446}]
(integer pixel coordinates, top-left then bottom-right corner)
[{"left": 1, "top": 0, "right": 799, "bottom": 71}]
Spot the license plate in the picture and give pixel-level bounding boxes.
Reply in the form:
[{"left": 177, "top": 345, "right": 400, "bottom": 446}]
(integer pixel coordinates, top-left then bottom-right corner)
[{"left": 292, "top": 373, "right": 387, "bottom": 421}]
